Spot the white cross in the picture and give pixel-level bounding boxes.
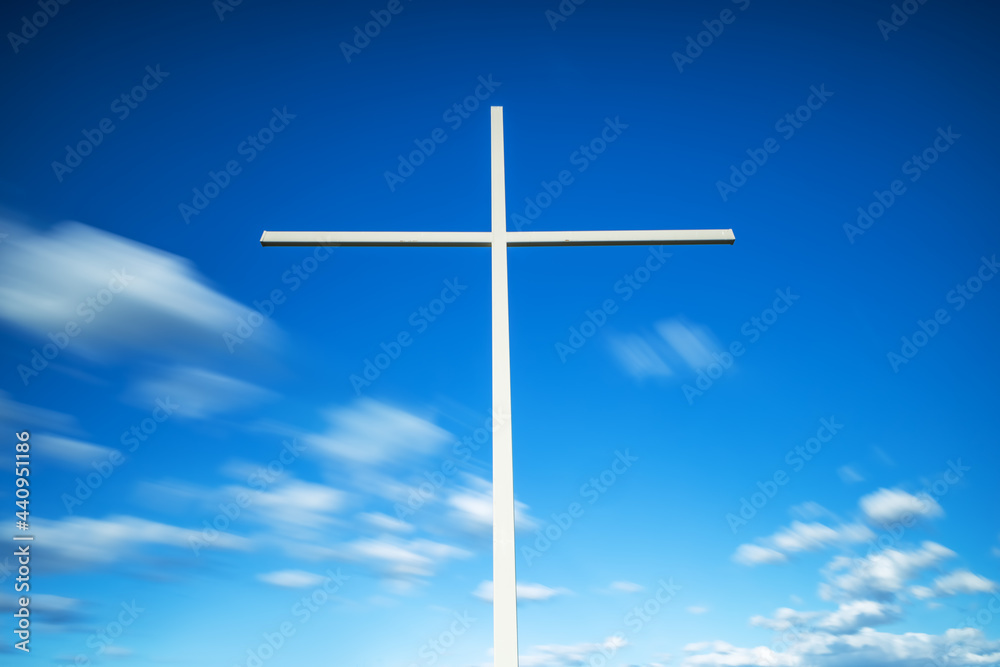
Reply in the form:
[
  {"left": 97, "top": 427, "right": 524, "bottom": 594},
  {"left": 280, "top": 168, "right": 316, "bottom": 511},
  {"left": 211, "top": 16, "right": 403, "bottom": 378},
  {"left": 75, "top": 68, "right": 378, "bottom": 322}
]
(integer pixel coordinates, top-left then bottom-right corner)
[{"left": 260, "top": 107, "right": 734, "bottom": 666}]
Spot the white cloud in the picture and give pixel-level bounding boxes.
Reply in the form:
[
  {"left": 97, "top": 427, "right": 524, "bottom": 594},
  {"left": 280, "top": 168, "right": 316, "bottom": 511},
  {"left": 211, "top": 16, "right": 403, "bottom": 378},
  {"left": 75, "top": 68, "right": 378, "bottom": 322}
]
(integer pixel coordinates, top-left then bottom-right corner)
[
  {"left": 683, "top": 627, "right": 1000, "bottom": 667},
  {"left": 0, "top": 221, "right": 273, "bottom": 359},
  {"left": 683, "top": 641, "right": 798, "bottom": 666},
  {"left": 688, "top": 606, "right": 709, "bottom": 615},
  {"left": 33, "top": 434, "right": 116, "bottom": 469},
  {"left": 235, "top": 479, "right": 348, "bottom": 534},
  {"left": 733, "top": 544, "right": 787, "bottom": 566},
  {"left": 859, "top": 488, "right": 943, "bottom": 525},
  {"left": 821, "top": 541, "right": 956, "bottom": 601},
  {"left": 818, "top": 600, "right": 902, "bottom": 633},
  {"left": 931, "top": 569, "right": 998, "bottom": 597},
  {"left": 519, "top": 636, "right": 628, "bottom": 667},
  {"left": 359, "top": 512, "right": 414, "bottom": 533},
  {"left": 733, "top": 521, "right": 872, "bottom": 566},
  {"left": 256, "top": 570, "right": 328, "bottom": 588},
  {"left": 0, "top": 392, "right": 79, "bottom": 434},
  {"left": 609, "top": 334, "right": 673, "bottom": 379},
  {"left": 130, "top": 366, "right": 276, "bottom": 419},
  {"left": 656, "top": 319, "right": 718, "bottom": 369},
  {"left": 610, "top": 580, "right": 645, "bottom": 593},
  {"left": 473, "top": 581, "right": 570, "bottom": 602},
  {"left": 838, "top": 465, "right": 864, "bottom": 484},
  {"left": 444, "top": 474, "right": 539, "bottom": 534},
  {"left": 33, "top": 515, "right": 251, "bottom": 570},
  {"left": 770, "top": 521, "right": 874, "bottom": 553},
  {"left": 608, "top": 318, "right": 723, "bottom": 381},
  {"left": 338, "top": 536, "right": 470, "bottom": 579},
  {"left": 306, "top": 399, "right": 451, "bottom": 466}
]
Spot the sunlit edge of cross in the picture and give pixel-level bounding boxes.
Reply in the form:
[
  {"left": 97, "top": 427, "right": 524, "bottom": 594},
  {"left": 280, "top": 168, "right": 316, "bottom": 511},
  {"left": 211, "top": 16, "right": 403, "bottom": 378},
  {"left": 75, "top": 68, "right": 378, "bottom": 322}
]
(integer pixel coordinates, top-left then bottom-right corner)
[{"left": 259, "top": 106, "right": 734, "bottom": 667}]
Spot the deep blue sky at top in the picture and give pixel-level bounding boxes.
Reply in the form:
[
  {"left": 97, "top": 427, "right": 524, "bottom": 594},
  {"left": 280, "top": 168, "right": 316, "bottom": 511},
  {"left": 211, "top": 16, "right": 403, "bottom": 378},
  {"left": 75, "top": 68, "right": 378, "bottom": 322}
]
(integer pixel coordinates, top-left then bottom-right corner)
[{"left": 0, "top": 0, "right": 999, "bottom": 665}]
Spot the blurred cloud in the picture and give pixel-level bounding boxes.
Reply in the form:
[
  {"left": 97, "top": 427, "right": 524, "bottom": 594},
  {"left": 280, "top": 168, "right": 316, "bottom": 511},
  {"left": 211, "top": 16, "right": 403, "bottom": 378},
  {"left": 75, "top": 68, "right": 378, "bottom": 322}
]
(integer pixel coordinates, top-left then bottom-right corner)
[
  {"left": 33, "top": 515, "right": 251, "bottom": 571},
  {"left": 305, "top": 399, "right": 451, "bottom": 466},
  {"left": 519, "top": 635, "right": 628, "bottom": 667},
  {"left": 820, "top": 541, "right": 956, "bottom": 602},
  {"left": 609, "top": 580, "right": 644, "bottom": 593},
  {"left": 733, "top": 544, "right": 787, "bottom": 566},
  {"left": 0, "top": 391, "right": 79, "bottom": 434},
  {"left": 927, "top": 569, "right": 997, "bottom": 597},
  {"left": 608, "top": 334, "right": 674, "bottom": 379},
  {"left": 444, "top": 474, "right": 539, "bottom": 534},
  {"left": 336, "top": 535, "right": 470, "bottom": 579},
  {"left": 0, "top": 220, "right": 277, "bottom": 360},
  {"left": 256, "top": 570, "right": 329, "bottom": 588},
  {"left": 473, "top": 580, "right": 570, "bottom": 602},
  {"left": 733, "top": 521, "right": 873, "bottom": 565},
  {"left": 128, "top": 366, "right": 277, "bottom": 419},
  {"left": 838, "top": 465, "right": 864, "bottom": 484},
  {"left": 859, "top": 488, "right": 944, "bottom": 525},
  {"left": 33, "top": 433, "right": 117, "bottom": 469},
  {"left": 609, "top": 317, "right": 722, "bottom": 381},
  {"left": 359, "top": 512, "right": 415, "bottom": 533}
]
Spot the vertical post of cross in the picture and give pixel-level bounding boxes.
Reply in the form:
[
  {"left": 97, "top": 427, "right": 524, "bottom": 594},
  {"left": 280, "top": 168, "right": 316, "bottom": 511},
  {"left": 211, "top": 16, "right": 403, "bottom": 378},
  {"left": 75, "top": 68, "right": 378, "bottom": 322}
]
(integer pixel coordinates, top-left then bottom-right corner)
[{"left": 490, "top": 106, "right": 518, "bottom": 666}]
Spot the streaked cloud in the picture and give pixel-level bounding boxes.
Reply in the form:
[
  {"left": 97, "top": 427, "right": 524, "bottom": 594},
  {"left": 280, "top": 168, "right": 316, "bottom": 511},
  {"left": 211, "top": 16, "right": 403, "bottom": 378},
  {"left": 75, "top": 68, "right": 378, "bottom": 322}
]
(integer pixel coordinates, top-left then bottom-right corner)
[
  {"left": 859, "top": 488, "right": 943, "bottom": 525},
  {"left": 129, "top": 366, "right": 277, "bottom": 419},
  {"left": 0, "top": 221, "right": 275, "bottom": 359},
  {"left": 305, "top": 399, "right": 451, "bottom": 466},
  {"left": 256, "top": 570, "right": 329, "bottom": 588},
  {"left": 473, "top": 581, "right": 570, "bottom": 603}
]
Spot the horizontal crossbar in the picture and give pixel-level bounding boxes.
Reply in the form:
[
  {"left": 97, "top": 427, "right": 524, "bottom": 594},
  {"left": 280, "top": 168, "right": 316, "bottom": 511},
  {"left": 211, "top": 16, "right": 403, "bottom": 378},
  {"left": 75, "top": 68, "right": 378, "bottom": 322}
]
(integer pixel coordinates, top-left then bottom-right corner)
[{"left": 260, "top": 229, "right": 735, "bottom": 247}]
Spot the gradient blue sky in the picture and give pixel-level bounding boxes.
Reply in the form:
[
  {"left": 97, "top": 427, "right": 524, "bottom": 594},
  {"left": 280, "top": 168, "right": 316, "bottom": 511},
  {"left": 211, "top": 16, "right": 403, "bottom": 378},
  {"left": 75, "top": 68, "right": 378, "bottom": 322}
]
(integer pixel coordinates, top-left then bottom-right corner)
[{"left": 1, "top": 0, "right": 999, "bottom": 665}]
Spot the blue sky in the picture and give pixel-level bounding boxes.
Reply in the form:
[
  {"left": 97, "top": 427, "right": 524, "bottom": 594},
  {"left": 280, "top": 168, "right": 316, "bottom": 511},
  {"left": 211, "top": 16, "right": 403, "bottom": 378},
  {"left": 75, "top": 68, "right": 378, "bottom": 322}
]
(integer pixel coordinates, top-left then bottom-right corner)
[{"left": 0, "top": 0, "right": 999, "bottom": 665}]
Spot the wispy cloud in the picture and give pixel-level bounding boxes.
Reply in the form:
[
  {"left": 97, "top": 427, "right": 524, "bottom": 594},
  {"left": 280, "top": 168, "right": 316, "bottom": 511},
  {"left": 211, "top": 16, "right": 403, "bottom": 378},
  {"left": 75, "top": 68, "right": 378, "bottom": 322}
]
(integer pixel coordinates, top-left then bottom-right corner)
[
  {"left": 33, "top": 434, "right": 116, "bottom": 469},
  {"left": 128, "top": 366, "right": 277, "bottom": 419},
  {"left": 473, "top": 581, "right": 570, "bottom": 602},
  {"left": 305, "top": 399, "right": 451, "bottom": 466},
  {"left": 0, "top": 221, "right": 275, "bottom": 360},
  {"left": 256, "top": 570, "right": 329, "bottom": 588},
  {"left": 859, "top": 488, "right": 943, "bottom": 525},
  {"left": 33, "top": 515, "right": 251, "bottom": 571}
]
